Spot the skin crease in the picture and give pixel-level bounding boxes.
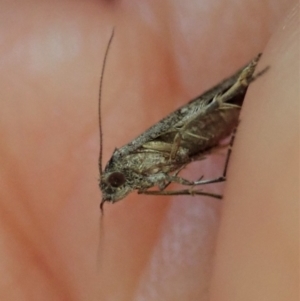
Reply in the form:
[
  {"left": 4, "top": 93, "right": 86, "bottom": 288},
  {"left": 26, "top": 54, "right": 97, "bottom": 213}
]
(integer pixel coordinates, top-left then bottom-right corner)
[{"left": 0, "top": 0, "right": 298, "bottom": 300}]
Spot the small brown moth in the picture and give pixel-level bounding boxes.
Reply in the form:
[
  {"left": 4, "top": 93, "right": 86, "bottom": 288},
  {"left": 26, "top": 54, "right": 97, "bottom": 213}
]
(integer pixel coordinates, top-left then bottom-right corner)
[{"left": 98, "top": 31, "right": 267, "bottom": 210}]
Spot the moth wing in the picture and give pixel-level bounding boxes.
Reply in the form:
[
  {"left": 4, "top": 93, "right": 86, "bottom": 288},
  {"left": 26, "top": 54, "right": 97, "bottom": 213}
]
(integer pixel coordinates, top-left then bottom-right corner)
[{"left": 113, "top": 62, "right": 248, "bottom": 159}]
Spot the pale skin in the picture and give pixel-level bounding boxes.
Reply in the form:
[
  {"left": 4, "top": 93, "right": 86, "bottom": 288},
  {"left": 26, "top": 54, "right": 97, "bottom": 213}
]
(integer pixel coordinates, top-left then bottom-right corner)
[{"left": 0, "top": 1, "right": 298, "bottom": 300}]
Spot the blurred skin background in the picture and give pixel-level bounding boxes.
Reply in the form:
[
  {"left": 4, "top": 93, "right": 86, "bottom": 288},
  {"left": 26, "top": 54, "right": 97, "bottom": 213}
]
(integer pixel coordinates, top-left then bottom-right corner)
[{"left": 0, "top": 0, "right": 298, "bottom": 300}]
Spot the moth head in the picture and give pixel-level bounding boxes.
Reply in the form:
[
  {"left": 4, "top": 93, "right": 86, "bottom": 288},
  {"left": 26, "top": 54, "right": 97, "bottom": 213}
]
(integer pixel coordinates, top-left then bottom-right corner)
[{"left": 100, "top": 170, "right": 133, "bottom": 204}]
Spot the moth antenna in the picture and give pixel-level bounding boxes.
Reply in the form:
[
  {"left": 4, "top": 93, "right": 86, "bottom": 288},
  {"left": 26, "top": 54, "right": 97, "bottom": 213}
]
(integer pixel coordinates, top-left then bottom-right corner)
[
  {"left": 98, "top": 29, "right": 114, "bottom": 179},
  {"left": 99, "top": 29, "right": 114, "bottom": 215}
]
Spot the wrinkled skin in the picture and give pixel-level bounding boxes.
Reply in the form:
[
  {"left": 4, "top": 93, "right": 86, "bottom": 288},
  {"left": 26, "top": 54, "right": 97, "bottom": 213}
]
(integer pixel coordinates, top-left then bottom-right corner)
[{"left": 0, "top": 0, "right": 298, "bottom": 300}]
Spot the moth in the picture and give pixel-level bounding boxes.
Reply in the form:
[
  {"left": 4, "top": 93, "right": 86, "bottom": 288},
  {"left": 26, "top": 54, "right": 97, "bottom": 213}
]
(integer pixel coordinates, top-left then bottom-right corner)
[{"left": 98, "top": 31, "right": 267, "bottom": 210}]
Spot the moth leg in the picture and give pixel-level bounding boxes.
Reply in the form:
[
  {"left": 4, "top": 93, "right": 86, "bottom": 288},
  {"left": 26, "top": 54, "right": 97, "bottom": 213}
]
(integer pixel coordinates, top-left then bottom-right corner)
[
  {"left": 206, "top": 93, "right": 237, "bottom": 112},
  {"left": 166, "top": 174, "right": 226, "bottom": 186},
  {"left": 193, "top": 127, "right": 238, "bottom": 184},
  {"left": 169, "top": 92, "right": 238, "bottom": 160},
  {"left": 140, "top": 188, "right": 222, "bottom": 199},
  {"left": 142, "top": 141, "right": 172, "bottom": 153},
  {"left": 170, "top": 131, "right": 205, "bottom": 160},
  {"left": 217, "top": 53, "right": 266, "bottom": 104},
  {"left": 165, "top": 128, "right": 238, "bottom": 187},
  {"left": 221, "top": 127, "right": 238, "bottom": 179},
  {"left": 156, "top": 164, "right": 189, "bottom": 191}
]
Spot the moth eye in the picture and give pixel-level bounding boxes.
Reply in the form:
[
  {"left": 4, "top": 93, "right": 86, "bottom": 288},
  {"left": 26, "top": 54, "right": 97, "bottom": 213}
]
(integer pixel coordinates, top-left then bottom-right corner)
[{"left": 107, "top": 172, "right": 126, "bottom": 188}]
